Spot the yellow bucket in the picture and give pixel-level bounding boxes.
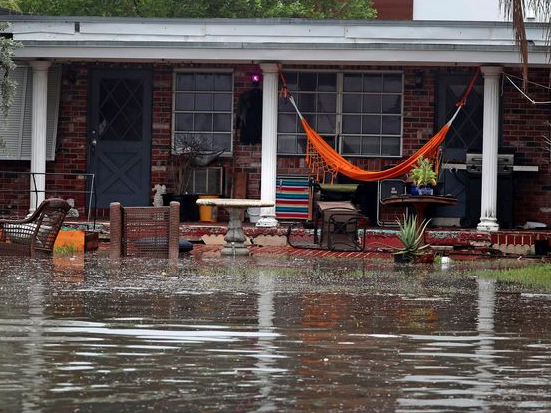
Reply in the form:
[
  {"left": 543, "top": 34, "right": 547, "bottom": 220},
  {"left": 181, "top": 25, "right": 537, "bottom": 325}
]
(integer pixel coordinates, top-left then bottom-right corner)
[{"left": 198, "top": 195, "right": 219, "bottom": 222}]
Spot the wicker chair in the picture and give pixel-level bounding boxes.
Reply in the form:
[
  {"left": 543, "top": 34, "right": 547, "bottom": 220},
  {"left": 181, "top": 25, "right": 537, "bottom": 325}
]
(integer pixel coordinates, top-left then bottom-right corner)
[
  {"left": 0, "top": 198, "right": 71, "bottom": 257},
  {"left": 109, "top": 202, "right": 180, "bottom": 259}
]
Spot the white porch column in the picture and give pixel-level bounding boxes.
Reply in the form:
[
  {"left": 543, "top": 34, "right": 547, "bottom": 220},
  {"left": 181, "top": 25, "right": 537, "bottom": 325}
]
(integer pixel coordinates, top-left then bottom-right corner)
[
  {"left": 256, "top": 63, "right": 279, "bottom": 228},
  {"left": 477, "top": 66, "right": 502, "bottom": 232},
  {"left": 29, "top": 61, "right": 51, "bottom": 211}
]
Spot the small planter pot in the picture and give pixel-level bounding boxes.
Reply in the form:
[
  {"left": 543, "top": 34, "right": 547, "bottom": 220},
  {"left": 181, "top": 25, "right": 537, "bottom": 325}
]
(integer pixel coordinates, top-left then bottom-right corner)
[
  {"left": 410, "top": 185, "right": 420, "bottom": 196},
  {"left": 393, "top": 251, "right": 435, "bottom": 264},
  {"left": 418, "top": 186, "right": 434, "bottom": 196},
  {"left": 162, "top": 193, "right": 199, "bottom": 222},
  {"left": 413, "top": 252, "right": 435, "bottom": 264}
]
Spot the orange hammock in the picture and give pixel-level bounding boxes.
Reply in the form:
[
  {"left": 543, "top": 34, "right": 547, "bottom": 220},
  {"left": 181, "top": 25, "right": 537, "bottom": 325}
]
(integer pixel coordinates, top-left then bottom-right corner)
[{"left": 280, "top": 68, "right": 480, "bottom": 183}]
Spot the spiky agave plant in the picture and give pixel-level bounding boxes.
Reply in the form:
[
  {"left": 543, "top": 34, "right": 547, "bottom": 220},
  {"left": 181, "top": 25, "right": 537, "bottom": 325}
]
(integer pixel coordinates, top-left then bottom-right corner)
[{"left": 394, "top": 214, "right": 431, "bottom": 262}]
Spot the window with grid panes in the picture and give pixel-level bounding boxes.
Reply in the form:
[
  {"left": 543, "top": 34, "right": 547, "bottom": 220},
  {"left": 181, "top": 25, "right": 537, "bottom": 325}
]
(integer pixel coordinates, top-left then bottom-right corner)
[
  {"left": 277, "top": 71, "right": 403, "bottom": 157},
  {"left": 173, "top": 72, "right": 233, "bottom": 153},
  {"left": 277, "top": 72, "right": 337, "bottom": 155}
]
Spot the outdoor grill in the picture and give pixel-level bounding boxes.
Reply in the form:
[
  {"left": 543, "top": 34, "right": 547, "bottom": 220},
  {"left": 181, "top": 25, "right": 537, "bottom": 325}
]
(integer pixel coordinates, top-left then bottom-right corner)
[
  {"left": 465, "top": 153, "right": 514, "bottom": 175},
  {"left": 464, "top": 152, "right": 515, "bottom": 228}
]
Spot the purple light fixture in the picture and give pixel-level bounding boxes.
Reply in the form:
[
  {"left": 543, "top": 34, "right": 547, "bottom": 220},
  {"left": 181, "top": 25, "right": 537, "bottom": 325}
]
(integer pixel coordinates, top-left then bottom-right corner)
[{"left": 251, "top": 74, "right": 261, "bottom": 83}]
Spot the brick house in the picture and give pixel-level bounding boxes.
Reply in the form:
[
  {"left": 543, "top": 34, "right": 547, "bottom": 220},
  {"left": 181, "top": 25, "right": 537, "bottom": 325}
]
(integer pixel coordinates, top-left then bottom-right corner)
[{"left": 0, "top": 15, "right": 550, "bottom": 230}]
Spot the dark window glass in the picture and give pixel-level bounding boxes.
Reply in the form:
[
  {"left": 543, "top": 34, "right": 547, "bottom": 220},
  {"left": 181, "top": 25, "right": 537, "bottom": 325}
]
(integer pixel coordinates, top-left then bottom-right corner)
[
  {"left": 195, "top": 93, "right": 213, "bottom": 111},
  {"left": 194, "top": 113, "right": 212, "bottom": 131},
  {"left": 317, "top": 93, "right": 336, "bottom": 113},
  {"left": 214, "top": 74, "right": 232, "bottom": 91},
  {"left": 381, "top": 137, "right": 400, "bottom": 156},
  {"left": 382, "top": 95, "right": 401, "bottom": 114},
  {"left": 383, "top": 74, "right": 402, "bottom": 93},
  {"left": 195, "top": 74, "right": 214, "bottom": 91},
  {"left": 213, "top": 93, "right": 232, "bottom": 111},
  {"left": 342, "top": 115, "right": 361, "bottom": 134},
  {"left": 298, "top": 73, "right": 317, "bottom": 91},
  {"left": 362, "top": 136, "right": 380, "bottom": 155},
  {"left": 342, "top": 136, "right": 361, "bottom": 154},
  {"left": 343, "top": 74, "right": 362, "bottom": 92},
  {"left": 363, "top": 95, "right": 381, "bottom": 113},
  {"left": 176, "top": 74, "right": 194, "bottom": 90},
  {"left": 343, "top": 94, "right": 361, "bottom": 113},
  {"left": 382, "top": 116, "right": 401, "bottom": 135},
  {"left": 362, "top": 115, "right": 381, "bottom": 134},
  {"left": 318, "top": 73, "right": 337, "bottom": 91},
  {"left": 298, "top": 93, "right": 316, "bottom": 112},
  {"left": 364, "top": 74, "right": 382, "bottom": 92}
]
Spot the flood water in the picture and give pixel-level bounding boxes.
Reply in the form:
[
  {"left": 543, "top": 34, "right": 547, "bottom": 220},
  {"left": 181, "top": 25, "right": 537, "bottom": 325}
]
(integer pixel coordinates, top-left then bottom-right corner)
[{"left": 1, "top": 254, "right": 551, "bottom": 412}]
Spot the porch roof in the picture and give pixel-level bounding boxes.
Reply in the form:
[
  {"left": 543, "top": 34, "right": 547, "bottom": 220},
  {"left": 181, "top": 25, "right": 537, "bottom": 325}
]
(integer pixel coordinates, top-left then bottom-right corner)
[{"left": 4, "top": 16, "right": 549, "bottom": 66}]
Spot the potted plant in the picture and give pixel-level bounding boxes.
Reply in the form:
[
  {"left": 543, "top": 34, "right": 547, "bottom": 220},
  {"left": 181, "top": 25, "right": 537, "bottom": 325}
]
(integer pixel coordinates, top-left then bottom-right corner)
[
  {"left": 163, "top": 134, "right": 221, "bottom": 222},
  {"left": 393, "top": 214, "right": 434, "bottom": 263},
  {"left": 409, "top": 156, "right": 437, "bottom": 196}
]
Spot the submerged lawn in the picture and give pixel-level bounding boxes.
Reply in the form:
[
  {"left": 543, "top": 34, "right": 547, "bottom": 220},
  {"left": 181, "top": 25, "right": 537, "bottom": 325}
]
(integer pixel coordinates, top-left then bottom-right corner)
[{"left": 475, "top": 262, "right": 551, "bottom": 290}]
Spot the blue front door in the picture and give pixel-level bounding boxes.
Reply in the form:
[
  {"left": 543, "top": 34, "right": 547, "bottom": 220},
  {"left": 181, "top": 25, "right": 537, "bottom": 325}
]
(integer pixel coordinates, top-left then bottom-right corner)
[{"left": 87, "top": 69, "right": 152, "bottom": 208}]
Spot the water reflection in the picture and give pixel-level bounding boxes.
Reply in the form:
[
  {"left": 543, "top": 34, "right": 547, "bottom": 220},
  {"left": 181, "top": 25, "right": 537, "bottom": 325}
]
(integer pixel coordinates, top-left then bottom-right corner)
[{"left": 0, "top": 256, "right": 550, "bottom": 412}]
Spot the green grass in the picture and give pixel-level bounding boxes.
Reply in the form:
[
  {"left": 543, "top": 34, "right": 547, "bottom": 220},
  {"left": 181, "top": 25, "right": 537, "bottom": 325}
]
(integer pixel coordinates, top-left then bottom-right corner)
[
  {"left": 53, "top": 244, "right": 79, "bottom": 256},
  {"left": 475, "top": 263, "right": 551, "bottom": 289}
]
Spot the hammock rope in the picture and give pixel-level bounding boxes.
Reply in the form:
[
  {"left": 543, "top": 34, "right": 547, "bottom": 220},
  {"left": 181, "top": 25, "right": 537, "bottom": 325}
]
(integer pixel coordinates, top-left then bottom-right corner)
[{"left": 279, "top": 68, "right": 480, "bottom": 183}]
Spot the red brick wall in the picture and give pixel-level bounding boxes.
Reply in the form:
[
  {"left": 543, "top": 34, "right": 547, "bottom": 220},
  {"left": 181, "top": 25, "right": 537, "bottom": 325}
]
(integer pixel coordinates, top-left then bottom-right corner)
[
  {"left": 501, "top": 68, "right": 551, "bottom": 225},
  {"left": 2, "top": 63, "right": 550, "bottom": 226}
]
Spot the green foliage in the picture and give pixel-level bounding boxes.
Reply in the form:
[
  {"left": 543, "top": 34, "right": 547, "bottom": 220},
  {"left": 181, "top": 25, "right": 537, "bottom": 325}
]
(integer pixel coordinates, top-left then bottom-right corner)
[
  {"left": 394, "top": 214, "right": 430, "bottom": 262},
  {"left": 0, "top": 23, "right": 21, "bottom": 152},
  {"left": 54, "top": 243, "right": 79, "bottom": 255},
  {"left": 0, "top": 0, "right": 21, "bottom": 11},
  {"left": 475, "top": 263, "right": 551, "bottom": 290},
  {"left": 410, "top": 155, "right": 437, "bottom": 187},
  {"left": 18, "top": 0, "right": 376, "bottom": 19}
]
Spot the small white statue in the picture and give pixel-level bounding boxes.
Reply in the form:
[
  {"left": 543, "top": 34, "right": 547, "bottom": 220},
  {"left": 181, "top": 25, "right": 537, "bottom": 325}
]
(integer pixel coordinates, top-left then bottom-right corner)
[
  {"left": 153, "top": 184, "right": 166, "bottom": 207},
  {"left": 66, "top": 198, "right": 79, "bottom": 218}
]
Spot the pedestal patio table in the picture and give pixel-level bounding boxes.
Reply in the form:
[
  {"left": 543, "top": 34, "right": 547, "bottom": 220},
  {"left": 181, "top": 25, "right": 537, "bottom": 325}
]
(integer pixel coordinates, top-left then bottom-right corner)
[
  {"left": 380, "top": 195, "right": 458, "bottom": 226},
  {"left": 195, "top": 198, "right": 274, "bottom": 256}
]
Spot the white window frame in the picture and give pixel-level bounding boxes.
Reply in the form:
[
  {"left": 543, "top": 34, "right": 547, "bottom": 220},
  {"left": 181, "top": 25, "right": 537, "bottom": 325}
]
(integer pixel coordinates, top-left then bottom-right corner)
[
  {"left": 191, "top": 166, "right": 224, "bottom": 195},
  {"left": 277, "top": 70, "right": 404, "bottom": 158},
  {"left": 0, "top": 64, "right": 61, "bottom": 161},
  {"left": 172, "top": 69, "right": 234, "bottom": 156}
]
